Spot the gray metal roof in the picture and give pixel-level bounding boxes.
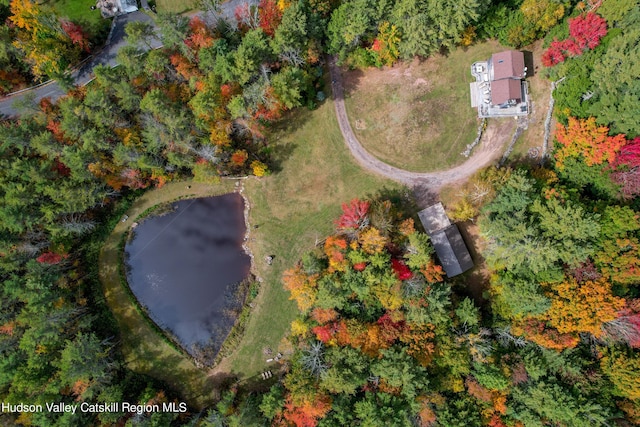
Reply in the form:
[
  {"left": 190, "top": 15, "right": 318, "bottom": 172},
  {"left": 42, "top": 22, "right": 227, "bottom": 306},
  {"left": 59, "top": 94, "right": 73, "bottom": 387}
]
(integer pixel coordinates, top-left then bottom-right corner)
[
  {"left": 417, "top": 203, "right": 451, "bottom": 235},
  {"left": 429, "top": 225, "right": 474, "bottom": 277},
  {"left": 417, "top": 203, "right": 474, "bottom": 278}
]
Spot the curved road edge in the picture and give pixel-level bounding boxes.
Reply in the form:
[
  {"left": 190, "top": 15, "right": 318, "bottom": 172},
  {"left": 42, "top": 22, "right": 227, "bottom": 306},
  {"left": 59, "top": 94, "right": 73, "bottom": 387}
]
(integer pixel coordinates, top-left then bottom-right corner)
[{"left": 328, "top": 55, "right": 514, "bottom": 192}]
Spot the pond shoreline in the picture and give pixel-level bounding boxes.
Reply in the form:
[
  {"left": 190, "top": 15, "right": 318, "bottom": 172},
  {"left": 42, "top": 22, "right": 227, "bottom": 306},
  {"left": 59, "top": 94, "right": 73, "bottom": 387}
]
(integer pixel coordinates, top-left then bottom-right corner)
[
  {"left": 122, "top": 187, "right": 257, "bottom": 367},
  {"left": 99, "top": 179, "right": 260, "bottom": 409}
]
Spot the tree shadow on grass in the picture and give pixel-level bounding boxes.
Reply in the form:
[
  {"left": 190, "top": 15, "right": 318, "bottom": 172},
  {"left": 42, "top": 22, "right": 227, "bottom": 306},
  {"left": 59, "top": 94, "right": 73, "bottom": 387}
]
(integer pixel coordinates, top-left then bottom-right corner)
[
  {"left": 328, "top": 59, "right": 365, "bottom": 100},
  {"left": 267, "top": 142, "right": 298, "bottom": 174},
  {"left": 410, "top": 180, "right": 441, "bottom": 211},
  {"left": 366, "top": 185, "right": 420, "bottom": 220}
]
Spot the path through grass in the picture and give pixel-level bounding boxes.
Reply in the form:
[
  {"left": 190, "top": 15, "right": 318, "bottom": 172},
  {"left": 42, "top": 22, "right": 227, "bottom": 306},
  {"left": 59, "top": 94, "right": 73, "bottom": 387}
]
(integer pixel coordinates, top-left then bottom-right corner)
[
  {"left": 225, "top": 88, "right": 401, "bottom": 379},
  {"left": 342, "top": 40, "right": 507, "bottom": 172}
]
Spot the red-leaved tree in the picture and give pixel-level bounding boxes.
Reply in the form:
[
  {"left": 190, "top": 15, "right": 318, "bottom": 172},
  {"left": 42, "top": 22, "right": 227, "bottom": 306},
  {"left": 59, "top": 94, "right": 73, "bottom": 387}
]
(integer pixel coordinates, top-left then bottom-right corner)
[
  {"left": 37, "top": 252, "right": 65, "bottom": 264},
  {"left": 611, "top": 168, "right": 640, "bottom": 199},
  {"left": 569, "top": 12, "right": 608, "bottom": 50},
  {"left": 335, "top": 198, "right": 370, "bottom": 230},
  {"left": 391, "top": 259, "right": 413, "bottom": 280},
  {"left": 61, "top": 20, "right": 90, "bottom": 52},
  {"left": 258, "top": 0, "right": 282, "bottom": 37},
  {"left": 613, "top": 137, "right": 640, "bottom": 169},
  {"left": 542, "top": 12, "right": 607, "bottom": 67}
]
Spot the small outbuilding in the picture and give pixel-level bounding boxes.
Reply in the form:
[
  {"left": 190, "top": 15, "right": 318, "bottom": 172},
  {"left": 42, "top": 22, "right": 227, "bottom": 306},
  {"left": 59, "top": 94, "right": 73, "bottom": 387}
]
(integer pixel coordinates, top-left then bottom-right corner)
[{"left": 417, "top": 203, "right": 474, "bottom": 278}]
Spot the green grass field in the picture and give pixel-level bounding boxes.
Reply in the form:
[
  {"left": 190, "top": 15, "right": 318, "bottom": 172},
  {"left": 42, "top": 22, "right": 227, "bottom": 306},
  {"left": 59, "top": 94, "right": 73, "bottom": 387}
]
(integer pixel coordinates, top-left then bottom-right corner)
[
  {"left": 342, "top": 40, "right": 507, "bottom": 172},
  {"left": 100, "top": 80, "right": 400, "bottom": 406},
  {"left": 228, "top": 97, "right": 401, "bottom": 379},
  {"left": 45, "top": 0, "right": 111, "bottom": 44},
  {"left": 155, "top": 0, "right": 198, "bottom": 13}
]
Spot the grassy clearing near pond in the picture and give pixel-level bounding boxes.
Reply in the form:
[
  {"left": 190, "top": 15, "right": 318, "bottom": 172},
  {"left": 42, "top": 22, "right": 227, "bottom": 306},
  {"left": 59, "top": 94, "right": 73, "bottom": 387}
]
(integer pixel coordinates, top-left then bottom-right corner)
[
  {"left": 100, "top": 81, "right": 400, "bottom": 405},
  {"left": 224, "top": 88, "right": 402, "bottom": 380},
  {"left": 99, "top": 180, "right": 237, "bottom": 410},
  {"left": 341, "top": 40, "right": 508, "bottom": 172}
]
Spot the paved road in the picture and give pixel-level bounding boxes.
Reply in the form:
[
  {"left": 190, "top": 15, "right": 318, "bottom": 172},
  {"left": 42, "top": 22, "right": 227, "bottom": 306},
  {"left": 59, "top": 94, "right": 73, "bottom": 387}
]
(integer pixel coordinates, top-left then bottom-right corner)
[
  {"left": 0, "top": 11, "right": 159, "bottom": 117},
  {"left": 0, "top": 0, "right": 258, "bottom": 117},
  {"left": 328, "top": 56, "right": 513, "bottom": 193}
]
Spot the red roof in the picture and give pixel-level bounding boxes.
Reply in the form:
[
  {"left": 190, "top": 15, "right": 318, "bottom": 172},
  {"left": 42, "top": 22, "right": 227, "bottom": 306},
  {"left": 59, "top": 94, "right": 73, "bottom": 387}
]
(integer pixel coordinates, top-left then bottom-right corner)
[
  {"left": 490, "top": 79, "right": 522, "bottom": 105},
  {"left": 491, "top": 50, "right": 526, "bottom": 80}
]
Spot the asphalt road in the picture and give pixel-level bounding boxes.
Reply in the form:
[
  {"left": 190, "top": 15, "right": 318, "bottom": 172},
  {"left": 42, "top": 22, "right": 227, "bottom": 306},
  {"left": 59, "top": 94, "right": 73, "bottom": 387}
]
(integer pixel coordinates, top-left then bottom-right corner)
[{"left": 0, "top": 0, "right": 257, "bottom": 118}]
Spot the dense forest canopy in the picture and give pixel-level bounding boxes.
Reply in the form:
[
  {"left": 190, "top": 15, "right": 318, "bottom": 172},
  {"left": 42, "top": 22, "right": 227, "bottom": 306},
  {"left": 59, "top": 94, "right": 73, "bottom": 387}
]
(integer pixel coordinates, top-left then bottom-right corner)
[{"left": 1, "top": 0, "right": 639, "bottom": 425}]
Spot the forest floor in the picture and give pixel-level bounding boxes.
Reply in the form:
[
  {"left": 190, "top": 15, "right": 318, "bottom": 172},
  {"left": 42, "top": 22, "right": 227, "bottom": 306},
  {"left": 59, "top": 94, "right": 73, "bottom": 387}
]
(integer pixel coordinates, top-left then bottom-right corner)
[{"left": 340, "top": 40, "right": 509, "bottom": 172}]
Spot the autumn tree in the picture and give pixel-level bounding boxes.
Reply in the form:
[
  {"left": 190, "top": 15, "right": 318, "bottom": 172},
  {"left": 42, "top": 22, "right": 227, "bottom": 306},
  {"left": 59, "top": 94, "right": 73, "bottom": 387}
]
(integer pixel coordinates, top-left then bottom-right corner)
[
  {"left": 259, "top": 0, "right": 282, "bottom": 37},
  {"left": 10, "top": 0, "right": 82, "bottom": 78},
  {"left": 61, "top": 20, "right": 90, "bottom": 52},
  {"left": 283, "top": 266, "right": 318, "bottom": 313},
  {"left": 555, "top": 117, "right": 627, "bottom": 169},
  {"left": 600, "top": 347, "right": 640, "bottom": 400},
  {"left": 370, "top": 21, "right": 400, "bottom": 66},
  {"left": 541, "top": 13, "right": 607, "bottom": 66},
  {"left": 544, "top": 277, "right": 625, "bottom": 337}
]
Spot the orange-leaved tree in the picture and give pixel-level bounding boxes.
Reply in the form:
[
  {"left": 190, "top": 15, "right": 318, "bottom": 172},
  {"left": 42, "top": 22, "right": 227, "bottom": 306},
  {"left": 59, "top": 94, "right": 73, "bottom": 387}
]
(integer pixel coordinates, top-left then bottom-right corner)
[
  {"left": 283, "top": 266, "right": 318, "bottom": 313},
  {"left": 555, "top": 117, "right": 626, "bottom": 169},
  {"left": 544, "top": 277, "right": 625, "bottom": 337},
  {"left": 282, "top": 393, "right": 332, "bottom": 427}
]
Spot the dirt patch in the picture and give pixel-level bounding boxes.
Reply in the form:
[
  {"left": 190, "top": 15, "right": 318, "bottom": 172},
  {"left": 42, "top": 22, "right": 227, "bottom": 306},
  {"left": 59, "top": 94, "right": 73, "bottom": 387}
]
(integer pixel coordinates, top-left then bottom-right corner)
[
  {"left": 508, "top": 40, "right": 555, "bottom": 164},
  {"left": 457, "top": 221, "right": 490, "bottom": 306}
]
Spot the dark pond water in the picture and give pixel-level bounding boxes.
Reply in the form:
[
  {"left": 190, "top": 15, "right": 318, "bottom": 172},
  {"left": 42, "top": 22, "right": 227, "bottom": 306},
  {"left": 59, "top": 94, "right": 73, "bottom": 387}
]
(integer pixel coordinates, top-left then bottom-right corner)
[{"left": 124, "top": 194, "right": 251, "bottom": 360}]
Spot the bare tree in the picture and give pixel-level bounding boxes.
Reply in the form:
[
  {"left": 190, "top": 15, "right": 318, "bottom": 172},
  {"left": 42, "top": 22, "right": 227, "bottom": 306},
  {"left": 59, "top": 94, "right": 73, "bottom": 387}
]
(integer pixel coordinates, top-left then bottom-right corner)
[
  {"left": 495, "top": 326, "right": 528, "bottom": 348},
  {"left": 300, "top": 341, "right": 328, "bottom": 378},
  {"left": 60, "top": 213, "right": 96, "bottom": 235},
  {"left": 279, "top": 49, "right": 306, "bottom": 67},
  {"left": 192, "top": 144, "right": 221, "bottom": 164},
  {"left": 236, "top": 2, "right": 260, "bottom": 29}
]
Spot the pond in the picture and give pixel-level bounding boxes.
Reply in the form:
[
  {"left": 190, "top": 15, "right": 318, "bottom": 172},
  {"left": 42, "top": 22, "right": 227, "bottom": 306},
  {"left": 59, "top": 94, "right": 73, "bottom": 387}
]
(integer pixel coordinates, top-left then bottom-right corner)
[{"left": 124, "top": 194, "right": 251, "bottom": 362}]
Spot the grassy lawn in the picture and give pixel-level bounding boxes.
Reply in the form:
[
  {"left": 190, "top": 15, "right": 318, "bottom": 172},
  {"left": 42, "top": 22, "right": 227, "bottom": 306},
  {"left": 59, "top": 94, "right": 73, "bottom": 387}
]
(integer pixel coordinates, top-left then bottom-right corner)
[
  {"left": 45, "top": 0, "right": 111, "bottom": 43},
  {"left": 506, "top": 40, "right": 554, "bottom": 165},
  {"left": 100, "top": 79, "right": 400, "bottom": 405},
  {"left": 155, "top": 0, "right": 198, "bottom": 13},
  {"left": 341, "top": 40, "right": 508, "bottom": 172},
  {"left": 99, "top": 180, "right": 237, "bottom": 410},
  {"left": 224, "top": 89, "right": 401, "bottom": 379}
]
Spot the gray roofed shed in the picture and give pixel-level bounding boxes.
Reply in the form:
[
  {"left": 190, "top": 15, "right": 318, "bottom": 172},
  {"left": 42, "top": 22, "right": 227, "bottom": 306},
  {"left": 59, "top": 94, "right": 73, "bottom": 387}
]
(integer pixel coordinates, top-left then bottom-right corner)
[
  {"left": 430, "top": 225, "right": 474, "bottom": 277},
  {"left": 417, "top": 203, "right": 474, "bottom": 277},
  {"left": 417, "top": 203, "right": 451, "bottom": 235}
]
